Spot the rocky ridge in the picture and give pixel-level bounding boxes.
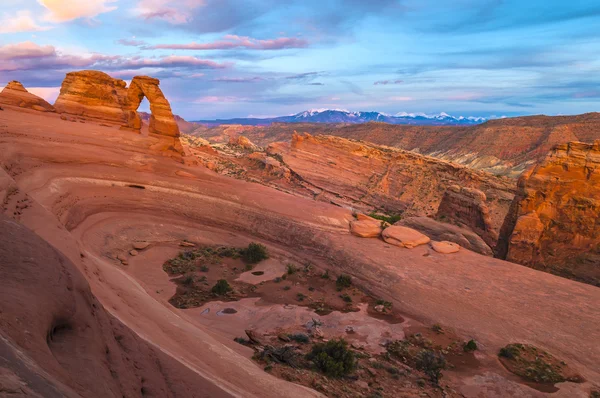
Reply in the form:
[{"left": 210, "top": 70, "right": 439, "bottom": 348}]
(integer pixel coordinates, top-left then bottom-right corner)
[{"left": 0, "top": 81, "right": 56, "bottom": 112}]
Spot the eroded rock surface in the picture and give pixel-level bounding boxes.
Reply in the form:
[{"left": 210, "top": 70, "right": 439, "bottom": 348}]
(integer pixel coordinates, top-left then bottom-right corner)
[
  {"left": 501, "top": 141, "right": 600, "bottom": 286},
  {"left": 397, "top": 216, "right": 492, "bottom": 256},
  {"left": 123, "top": 76, "right": 180, "bottom": 138},
  {"left": 0, "top": 81, "right": 56, "bottom": 112},
  {"left": 382, "top": 226, "right": 431, "bottom": 248},
  {"left": 54, "top": 70, "right": 128, "bottom": 123}
]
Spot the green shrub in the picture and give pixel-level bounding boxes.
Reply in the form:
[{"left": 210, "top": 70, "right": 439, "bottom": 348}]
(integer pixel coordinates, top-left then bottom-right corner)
[
  {"left": 499, "top": 344, "right": 523, "bottom": 359},
  {"left": 368, "top": 212, "right": 402, "bottom": 224},
  {"left": 211, "top": 279, "right": 232, "bottom": 296},
  {"left": 241, "top": 243, "right": 269, "bottom": 264},
  {"left": 415, "top": 349, "right": 446, "bottom": 384},
  {"left": 432, "top": 324, "right": 444, "bottom": 334},
  {"left": 181, "top": 275, "right": 195, "bottom": 286},
  {"left": 321, "top": 270, "right": 330, "bottom": 279},
  {"left": 375, "top": 299, "right": 392, "bottom": 310},
  {"left": 296, "top": 293, "right": 306, "bottom": 301},
  {"left": 200, "top": 265, "right": 209, "bottom": 272},
  {"left": 340, "top": 293, "right": 352, "bottom": 303},
  {"left": 306, "top": 339, "right": 356, "bottom": 378},
  {"left": 463, "top": 339, "right": 478, "bottom": 352},
  {"left": 336, "top": 274, "right": 352, "bottom": 290},
  {"left": 283, "top": 285, "right": 291, "bottom": 291},
  {"left": 286, "top": 263, "right": 298, "bottom": 275},
  {"left": 288, "top": 333, "right": 310, "bottom": 344}
]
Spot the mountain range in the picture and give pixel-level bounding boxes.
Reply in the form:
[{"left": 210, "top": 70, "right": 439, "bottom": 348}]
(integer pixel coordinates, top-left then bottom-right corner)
[{"left": 194, "top": 109, "right": 491, "bottom": 126}]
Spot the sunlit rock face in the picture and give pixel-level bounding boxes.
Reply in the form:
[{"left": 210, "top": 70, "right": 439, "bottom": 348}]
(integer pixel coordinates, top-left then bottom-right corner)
[
  {"left": 0, "top": 81, "right": 56, "bottom": 112},
  {"left": 500, "top": 140, "right": 600, "bottom": 286}
]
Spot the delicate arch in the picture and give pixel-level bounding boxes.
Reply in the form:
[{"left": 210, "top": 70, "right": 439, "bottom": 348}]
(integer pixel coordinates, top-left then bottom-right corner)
[{"left": 122, "top": 76, "right": 180, "bottom": 138}]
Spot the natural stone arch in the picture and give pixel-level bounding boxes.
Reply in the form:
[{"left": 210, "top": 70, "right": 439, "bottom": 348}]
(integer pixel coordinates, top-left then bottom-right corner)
[{"left": 122, "top": 76, "right": 180, "bottom": 138}]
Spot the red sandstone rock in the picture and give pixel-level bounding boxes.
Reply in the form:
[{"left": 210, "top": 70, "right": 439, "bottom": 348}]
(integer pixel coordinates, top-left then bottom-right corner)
[
  {"left": 431, "top": 241, "right": 460, "bottom": 254},
  {"left": 0, "top": 81, "right": 56, "bottom": 112},
  {"left": 501, "top": 141, "right": 600, "bottom": 285},
  {"left": 350, "top": 218, "right": 382, "bottom": 238},
  {"left": 382, "top": 226, "right": 430, "bottom": 248}
]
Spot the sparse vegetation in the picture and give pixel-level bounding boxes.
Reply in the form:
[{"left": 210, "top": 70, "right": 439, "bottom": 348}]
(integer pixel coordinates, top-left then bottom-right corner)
[
  {"left": 288, "top": 333, "right": 310, "bottom": 344},
  {"left": 415, "top": 349, "right": 446, "bottom": 384},
  {"left": 340, "top": 293, "right": 352, "bottom": 303},
  {"left": 321, "top": 270, "right": 330, "bottom": 279},
  {"left": 431, "top": 324, "right": 444, "bottom": 334},
  {"left": 286, "top": 263, "right": 298, "bottom": 275},
  {"left": 211, "top": 279, "right": 232, "bottom": 296},
  {"left": 296, "top": 293, "right": 306, "bottom": 301},
  {"left": 463, "top": 339, "right": 478, "bottom": 352},
  {"left": 306, "top": 339, "right": 356, "bottom": 378},
  {"left": 335, "top": 274, "right": 352, "bottom": 290},
  {"left": 241, "top": 242, "right": 269, "bottom": 264},
  {"left": 498, "top": 343, "right": 582, "bottom": 384},
  {"left": 368, "top": 212, "right": 402, "bottom": 225},
  {"left": 375, "top": 299, "right": 392, "bottom": 311}
]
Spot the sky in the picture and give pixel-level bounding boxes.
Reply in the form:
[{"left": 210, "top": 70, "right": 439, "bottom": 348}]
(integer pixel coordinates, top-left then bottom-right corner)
[{"left": 0, "top": 0, "right": 599, "bottom": 120}]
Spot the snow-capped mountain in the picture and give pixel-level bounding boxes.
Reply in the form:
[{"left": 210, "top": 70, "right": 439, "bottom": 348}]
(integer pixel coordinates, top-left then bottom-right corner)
[{"left": 194, "top": 109, "right": 489, "bottom": 126}]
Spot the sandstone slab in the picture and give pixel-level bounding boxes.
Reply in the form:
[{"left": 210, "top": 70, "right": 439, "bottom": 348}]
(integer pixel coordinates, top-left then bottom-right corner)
[
  {"left": 382, "top": 226, "right": 430, "bottom": 248},
  {"left": 0, "top": 81, "right": 55, "bottom": 112},
  {"left": 431, "top": 241, "right": 460, "bottom": 254}
]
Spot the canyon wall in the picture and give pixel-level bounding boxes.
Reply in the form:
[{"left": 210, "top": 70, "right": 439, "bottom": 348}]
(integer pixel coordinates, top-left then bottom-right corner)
[{"left": 499, "top": 140, "right": 600, "bottom": 286}]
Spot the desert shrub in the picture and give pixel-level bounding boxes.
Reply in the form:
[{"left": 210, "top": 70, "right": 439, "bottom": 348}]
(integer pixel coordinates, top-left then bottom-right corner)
[
  {"left": 211, "top": 279, "right": 232, "bottom": 296},
  {"left": 340, "top": 293, "right": 352, "bottom": 303},
  {"left": 286, "top": 263, "right": 298, "bottom": 275},
  {"left": 415, "top": 349, "right": 446, "bottom": 384},
  {"left": 200, "top": 265, "right": 209, "bottom": 272},
  {"left": 386, "top": 339, "right": 412, "bottom": 361},
  {"left": 463, "top": 339, "right": 478, "bottom": 352},
  {"left": 241, "top": 242, "right": 269, "bottom": 264},
  {"left": 432, "top": 324, "right": 444, "bottom": 334},
  {"left": 181, "top": 275, "right": 195, "bottom": 286},
  {"left": 375, "top": 299, "right": 392, "bottom": 310},
  {"left": 368, "top": 212, "right": 402, "bottom": 224},
  {"left": 296, "top": 293, "right": 306, "bottom": 301},
  {"left": 234, "top": 337, "right": 250, "bottom": 345},
  {"left": 499, "top": 344, "right": 523, "bottom": 359},
  {"left": 288, "top": 333, "right": 310, "bottom": 344},
  {"left": 306, "top": 339, "right": 356, "bottom": 378},
  {"left": 336, "top": 274, "right": 352, "bottom": 290},
  {"left": 283, "top": 285, "right": 291, "bottom": 291},
  {"left": 321, "top": 270, "right": 330, "bottom": 279}
]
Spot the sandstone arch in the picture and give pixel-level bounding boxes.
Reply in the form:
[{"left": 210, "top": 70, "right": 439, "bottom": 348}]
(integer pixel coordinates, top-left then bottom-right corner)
[{"left": 122, "top": 76, "right": 180, "bottom": 138}]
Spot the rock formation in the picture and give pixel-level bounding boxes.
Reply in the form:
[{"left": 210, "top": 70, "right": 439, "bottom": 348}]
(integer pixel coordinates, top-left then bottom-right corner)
[
  {"left": 397, "top": 216, "right": 492, "bottom": 256},
  {"left": 382, "top": 226, "right": 431, "bottom": 248},
  {"left": 500, "top": 141, "right": 600, "bottom": 286},
  {"left": 122, "top": 76, "right": 180, "bottom": 137},
  {"left": 54, "top": 71, "right": 180, "bottom": 139},
  {"left": 0, "top": 81, "right": 56, "bottom": 112},
  {"left": 431, "top": 241, "right": 460, "bottom": 254},
  {"left": 54, "top": 70, "right": 128, "bottom": 123},
  {"left": 350, "top": 214, "right": 383, "bottom": 238},
  {"left": 436, "top": 185, "right": 499, "bottom": 251}
]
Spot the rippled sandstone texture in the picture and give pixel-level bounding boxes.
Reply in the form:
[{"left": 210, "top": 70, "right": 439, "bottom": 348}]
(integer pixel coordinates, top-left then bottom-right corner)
[
  {"left": 1, "top": 107, "right": 600, "bottom": 397},
  {"left": 0, "top": 81, "right": 56, "bottom": 112},
  {"left": 500, "top": 141, "right": 600, "bottom": 286}
]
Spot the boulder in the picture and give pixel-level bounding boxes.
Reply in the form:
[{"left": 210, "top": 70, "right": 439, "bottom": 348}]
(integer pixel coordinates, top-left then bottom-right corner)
[
  {"left": 54, "top": 70, "right": 128, "bottom": 122},
  {"left": 350, "top": 217, "right": 382, "bottom": 238},
  {"left": 431, "top": 241, "right": 460, "bottom": 254},
  {"left": 397, "top": 216, "right": 492, "bottom": 256},
  {"left": 382, "top": 226, "right": 430, "bottom": 248},
  {"left": 0, "top": 81, "right": 55, "bottom": 112}
]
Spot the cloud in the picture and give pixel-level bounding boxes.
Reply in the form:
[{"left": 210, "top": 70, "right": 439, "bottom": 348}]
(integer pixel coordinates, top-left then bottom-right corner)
[
  {"left": 374, "top": 80, "right": 403, "bottom": 85},
  {"left": 38, "top": 0, "right": 118, "bottom": 22},
  {"left": 135, "top": 0, "right": 205, "bottom": 24},
  {"left": 27, "top": 86, "right": 61, "bottom": 103},
  {"left": 308, "top": 82, "right": 324, "bottom": 86},
  {"left": 211, "top": 77, "right": 265, "bottom": 83},
  {"left": 148, "top": 35, "right": 309, "bottom": 51},
  {"left": 285, "top": 71, "right": 324, "bottom": 81},
  {"left": 389, "top": 96, "right": 413, "bottom": 101},
  {"left": 112, "top": 55, "right": 229, "bottom": 70},
  {"left": 0, "top": 10, "right": 52, "bottom": 34},
  {"left": 117, "top": 38, "right": 147, "bottom": 47}
]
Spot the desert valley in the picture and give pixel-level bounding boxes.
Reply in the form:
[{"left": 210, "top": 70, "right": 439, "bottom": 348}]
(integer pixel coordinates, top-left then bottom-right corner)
[
  {"left": 1, "top": 1, "right": 600, "bottom": 397},
  {"left": 0, "top": 69, "right": 599, "bottom": 398}
]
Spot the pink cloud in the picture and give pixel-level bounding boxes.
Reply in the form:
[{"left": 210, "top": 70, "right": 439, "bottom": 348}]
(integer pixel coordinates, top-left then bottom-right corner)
[
  {"left": 389, "top": 96, "right": 413, "bottom": 101},
  {"left": 117, "top": 38, "right": 147, "bottom": 47},
  {"left": 0, "top": 10, "right": 51, "bottom": 34},
  {"left": 211, "top": 77, "right": 265, "bottom": 83},
  {"left": 116, "top": 55, "right": 229, "bottom": 69},
  {"left": 38, "top": 0, "right": 117, "bottom": 22},
  {"left": 149, "top": 35, "right": 309, "bottom": 51},
  {"left": 135, "top": 0, "right": 204, "bottom": 24},
  {"left": 195, "top": 96, "right": 241, "bottom": 103}
]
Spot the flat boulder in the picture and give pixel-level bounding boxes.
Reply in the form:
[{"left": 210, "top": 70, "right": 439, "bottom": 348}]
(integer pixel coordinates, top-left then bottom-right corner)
[
  {"left": 382, "top": 226, "right": 430, "bottom": 248},
  {"left": 350, "top": 217, "right": 382, "bottom": 238},
  {"left": 397, "top": 216, "right": 492, "bottom": 256},
  {"left": 431, "top": 241, "right": 460, "bottom": 254}
]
